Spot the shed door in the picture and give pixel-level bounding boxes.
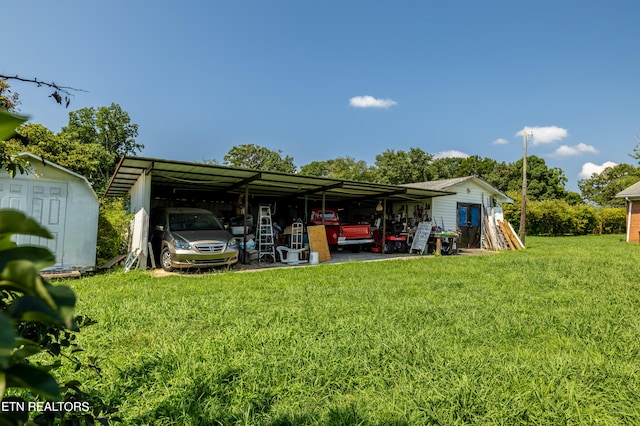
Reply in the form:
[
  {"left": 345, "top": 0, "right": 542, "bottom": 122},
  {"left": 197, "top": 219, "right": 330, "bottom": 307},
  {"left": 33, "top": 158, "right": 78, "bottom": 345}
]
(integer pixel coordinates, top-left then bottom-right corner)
[
  {"left": 457, "top": 203, "right": 481, "bottom": 249},
  {"left": 1, "top": 180, "right": 67, "bottom": 268}
]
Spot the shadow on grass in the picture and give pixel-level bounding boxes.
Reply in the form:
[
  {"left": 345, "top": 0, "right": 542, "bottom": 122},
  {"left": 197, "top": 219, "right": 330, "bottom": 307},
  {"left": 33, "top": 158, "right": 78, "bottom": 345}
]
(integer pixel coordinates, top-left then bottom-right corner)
[{"left": 112, "top": 356, "right": 413, "bottom": 425}]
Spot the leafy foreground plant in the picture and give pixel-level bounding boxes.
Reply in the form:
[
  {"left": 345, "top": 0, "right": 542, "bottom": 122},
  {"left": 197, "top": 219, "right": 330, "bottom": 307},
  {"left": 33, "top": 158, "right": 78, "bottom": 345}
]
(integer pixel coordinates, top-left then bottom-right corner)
[{"left": 0, "top": 209, "right": 117, "bottom": 425}]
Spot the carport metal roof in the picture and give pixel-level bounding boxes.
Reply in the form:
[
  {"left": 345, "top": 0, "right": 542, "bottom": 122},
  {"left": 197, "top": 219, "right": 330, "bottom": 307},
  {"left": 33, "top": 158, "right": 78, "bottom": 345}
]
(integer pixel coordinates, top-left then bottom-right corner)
[{"left": 105, "top": 156, "right": 453, "bottom": 202}]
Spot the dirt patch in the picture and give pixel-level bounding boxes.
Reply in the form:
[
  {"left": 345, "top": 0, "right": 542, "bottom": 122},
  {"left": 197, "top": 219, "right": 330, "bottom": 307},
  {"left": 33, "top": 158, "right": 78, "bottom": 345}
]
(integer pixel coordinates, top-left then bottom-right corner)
[{"left": 146, "top": 248, "right": 493, "bottom": 277}]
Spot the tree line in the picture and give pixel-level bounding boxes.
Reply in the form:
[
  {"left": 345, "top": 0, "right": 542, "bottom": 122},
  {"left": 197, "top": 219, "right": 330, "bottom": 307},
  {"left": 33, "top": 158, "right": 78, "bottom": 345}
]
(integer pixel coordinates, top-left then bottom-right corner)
[
  {"left": 222, "top": 144, "right": 640, "bottom": 208},
  {"left": 221, "top": 143, "right": 638, "bottom": 236}
]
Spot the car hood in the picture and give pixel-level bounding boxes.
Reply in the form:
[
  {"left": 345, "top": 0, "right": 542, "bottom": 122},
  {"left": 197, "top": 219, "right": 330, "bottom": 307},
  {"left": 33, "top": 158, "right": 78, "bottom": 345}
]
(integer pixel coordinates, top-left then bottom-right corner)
[{"left": 172, "top": 230, "right": 231, "bottom": 243}]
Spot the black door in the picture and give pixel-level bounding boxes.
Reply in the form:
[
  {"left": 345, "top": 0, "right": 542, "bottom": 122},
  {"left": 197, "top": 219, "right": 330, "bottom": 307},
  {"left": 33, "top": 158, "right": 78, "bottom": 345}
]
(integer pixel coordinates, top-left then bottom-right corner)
[{"left": 457, "top": 203, "right": 481, "bottom": 248}]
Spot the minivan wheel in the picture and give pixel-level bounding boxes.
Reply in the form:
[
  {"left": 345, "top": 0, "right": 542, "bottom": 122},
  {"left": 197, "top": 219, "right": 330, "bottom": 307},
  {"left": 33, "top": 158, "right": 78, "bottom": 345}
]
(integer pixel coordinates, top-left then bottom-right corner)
[{"left": 161, "top": 247, "right": 174, "bottom": 272}]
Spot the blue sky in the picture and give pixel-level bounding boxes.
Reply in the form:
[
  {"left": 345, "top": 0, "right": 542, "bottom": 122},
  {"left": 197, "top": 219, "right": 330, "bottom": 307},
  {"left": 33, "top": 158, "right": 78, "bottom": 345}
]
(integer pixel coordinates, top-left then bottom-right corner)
[{"left": 4, "top": 1, "right": 639, "bottom": 191}]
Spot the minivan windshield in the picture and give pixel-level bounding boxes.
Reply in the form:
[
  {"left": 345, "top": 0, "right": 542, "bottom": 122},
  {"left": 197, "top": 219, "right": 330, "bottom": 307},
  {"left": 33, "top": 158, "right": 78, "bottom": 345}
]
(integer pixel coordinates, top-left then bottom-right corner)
[{"left": 169, "top": 213, "right": 224, "bottom": 231}]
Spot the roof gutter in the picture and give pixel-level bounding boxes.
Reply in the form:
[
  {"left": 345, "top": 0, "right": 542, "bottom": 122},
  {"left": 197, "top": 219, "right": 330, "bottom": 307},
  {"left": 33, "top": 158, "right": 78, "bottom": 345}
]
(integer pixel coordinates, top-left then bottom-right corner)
[
  {"left": 626, "top": 197, "right": 632, "bottom": 243},
  {"left": 104, "top": 155, "right": 127, "bottom": 197}
]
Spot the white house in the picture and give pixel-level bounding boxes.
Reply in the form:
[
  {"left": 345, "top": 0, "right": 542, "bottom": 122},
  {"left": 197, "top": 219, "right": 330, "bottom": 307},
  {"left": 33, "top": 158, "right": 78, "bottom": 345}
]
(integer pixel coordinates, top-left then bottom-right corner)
[
  {"left": 0, "top": 153, "right": 99, "bottom": 271},
  {"left": 402, "top": 176, "right": 513, "bottom": 249}
]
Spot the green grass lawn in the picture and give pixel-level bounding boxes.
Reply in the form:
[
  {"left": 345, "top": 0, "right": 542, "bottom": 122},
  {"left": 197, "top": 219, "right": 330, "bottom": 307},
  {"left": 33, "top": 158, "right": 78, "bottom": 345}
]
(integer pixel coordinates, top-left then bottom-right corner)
[{"left": 63, "top": 235, "right": 640, "bottom": 425}]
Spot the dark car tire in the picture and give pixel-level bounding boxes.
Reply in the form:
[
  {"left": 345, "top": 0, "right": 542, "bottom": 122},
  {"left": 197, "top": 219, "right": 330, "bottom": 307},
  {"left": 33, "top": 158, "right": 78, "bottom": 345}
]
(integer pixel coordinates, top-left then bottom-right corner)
[{"left": 160, "top": 247, "right": 174, "bottom": 272}]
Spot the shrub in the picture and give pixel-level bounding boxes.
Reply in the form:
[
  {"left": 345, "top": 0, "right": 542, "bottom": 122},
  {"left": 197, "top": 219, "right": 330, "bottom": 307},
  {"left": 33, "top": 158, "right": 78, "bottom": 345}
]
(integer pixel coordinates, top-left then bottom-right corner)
[
  {"left": 570, "top": 203, "right": 600, "bottom": 235},
  {"left": 599, "top": 207, "right": 626, "bottom": 234},
  {"left": 526, "top": 199, "right": 573, "bottom": 236},
  {"left": 505, "top": 197, "right": 621, "bottom": 237},
  {"left": 96, "top": 197, "right": 132, "bottom": 265}
]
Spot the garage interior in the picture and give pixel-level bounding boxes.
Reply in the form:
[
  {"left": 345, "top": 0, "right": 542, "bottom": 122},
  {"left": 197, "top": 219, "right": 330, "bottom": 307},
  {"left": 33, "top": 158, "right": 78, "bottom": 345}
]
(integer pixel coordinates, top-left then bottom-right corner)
[{"left": 105, "top": 156, "right": 454, "bottom": 267}]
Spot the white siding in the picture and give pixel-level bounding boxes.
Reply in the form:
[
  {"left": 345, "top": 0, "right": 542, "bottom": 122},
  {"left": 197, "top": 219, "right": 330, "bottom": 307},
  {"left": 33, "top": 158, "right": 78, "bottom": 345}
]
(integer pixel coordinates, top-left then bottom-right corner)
[
  {"left": 130, "top": 172, "right": 151, "bottom": 214},
  {"left": 0, "top": 158, "right": 98, "bottom": 270},
  {"left": 431, "top": 181, "right": 497, "bottom": 231},
  {"left": 432, "top": 198, "right": 458, "bottom": 230}
]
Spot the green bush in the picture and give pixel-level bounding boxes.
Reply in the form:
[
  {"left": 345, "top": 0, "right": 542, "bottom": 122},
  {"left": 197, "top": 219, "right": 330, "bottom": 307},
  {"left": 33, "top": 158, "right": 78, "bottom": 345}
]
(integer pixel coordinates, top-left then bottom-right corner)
[
  {"left": 599, "top": 207, "right": 626, "bottom": 234},
  {"left": 570, "top": 203, "right": 600, "bottom": 235},
  {"left": 96, "top": 197, "right": 132, "bottom": 265},
  {"left": 526, "top": 199, "right": 573, "bottom": 236},
  {"left": 504, "top": 196, "right": 623, "bottom": 237}
]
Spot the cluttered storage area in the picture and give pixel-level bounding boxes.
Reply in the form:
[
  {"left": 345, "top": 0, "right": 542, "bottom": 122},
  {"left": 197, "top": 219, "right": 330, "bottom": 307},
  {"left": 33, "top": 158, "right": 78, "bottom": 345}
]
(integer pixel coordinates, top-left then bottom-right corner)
[{"left": 105, "top": 157, "right": 470, "bottom": 271}]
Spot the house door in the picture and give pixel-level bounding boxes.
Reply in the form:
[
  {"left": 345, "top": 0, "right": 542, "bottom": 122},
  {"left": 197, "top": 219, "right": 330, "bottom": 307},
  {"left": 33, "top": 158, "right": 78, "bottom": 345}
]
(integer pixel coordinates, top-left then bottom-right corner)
[
  {"left": 1, "top": 180, "right": 67, "bottom": 267},
  {"left": 457, "top": 203, "right": 481, "bottom": 248}
]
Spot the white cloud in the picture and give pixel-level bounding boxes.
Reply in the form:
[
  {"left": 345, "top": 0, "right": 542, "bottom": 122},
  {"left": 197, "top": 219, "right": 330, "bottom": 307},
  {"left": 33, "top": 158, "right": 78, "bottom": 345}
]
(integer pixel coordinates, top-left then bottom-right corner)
[
  {"left": 349, "top": 95, "right": 398, "bottom": 109},
  {"left": 492, "top": 138, "right": 509, "bottom": 145},
  {"left": 516, "top": 126, "right": 568, "bottom": 146},
  {"left": 579, "top": 161, "right": 618, "bottom": 179},
  {"left": 434, "top": 150, "right": 469, "bottom": 159},
  {"left": 552, "top": 143, "right": 598, "bottom": 157}
]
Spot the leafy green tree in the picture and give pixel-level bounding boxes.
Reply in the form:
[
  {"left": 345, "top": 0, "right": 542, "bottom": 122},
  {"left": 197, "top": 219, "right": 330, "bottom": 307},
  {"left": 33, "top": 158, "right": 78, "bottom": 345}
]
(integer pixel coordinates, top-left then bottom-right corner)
[
  {"left": 429, "top": 157, "right": 462, "bottom": 180},
  {"left": 1, "top": 76, "right": 88, "bottom": 180},
  {"left": 632, "top": 135, "right": 640, "bottom": 163},
  {"left": 504, "top": 156, "right": 568, "bottom": 200},
  {"left": 373, "top": 148, "right": 435, "bottom": 184},
  {"left": 564, "top": 191, "right": 584, "bottom": 205},
  {"left": 298, "top": 160, "right": 330, "bottom": 177},
  {"left": 429, "top": 155, "right": 512, "bottom": 192},
  {"left": 0, "top": 81, "right": 28, "bottom": 177},
  {"left": 0, "top": 79, "right": 19, "bottom": 111},
  {"left": 2, "top": 103, "right": 141, "bottom": 192},
  {"left": 299, "top": 157, "right": 375, "bottom": 181},
  {"left": 0, "top": 112, "right": 30, "bottom": 177},
  {"left": 6, "top": 123, "right": 116, "bottom": 191},
  {"left": 482, "top": 161, "right": 512, "bottom": 193},
  {"left": 578, "top": 163, "right": 640, "bottom": 207},
  {"left": 456, "top": 155, "right": 500, "bottom": 179},
  {"left": 60, "top": 103, "right": 141, "bottom": 188},
  {"left": 223, "top": 144, "right": 296, "bottom": 173}
]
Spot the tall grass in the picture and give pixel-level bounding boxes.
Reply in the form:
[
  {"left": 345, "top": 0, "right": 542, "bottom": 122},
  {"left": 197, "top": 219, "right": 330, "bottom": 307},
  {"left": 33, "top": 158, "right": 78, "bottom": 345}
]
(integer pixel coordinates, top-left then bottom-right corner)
[{"left": 65, "top": 235, "right": 640, "bottom": 425}]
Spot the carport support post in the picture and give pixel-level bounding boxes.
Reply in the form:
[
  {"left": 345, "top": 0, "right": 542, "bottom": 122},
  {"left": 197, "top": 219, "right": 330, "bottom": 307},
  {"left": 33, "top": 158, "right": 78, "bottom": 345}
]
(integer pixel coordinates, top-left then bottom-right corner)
[
  {"left": 243, "top": 183, "right": 250, "bottom": 263},
  {"left": 321, "top": 191, "right": 326, "bottom": 226},
  {"left": 381, "top": 197, "right": 387, "bottom": 255}
]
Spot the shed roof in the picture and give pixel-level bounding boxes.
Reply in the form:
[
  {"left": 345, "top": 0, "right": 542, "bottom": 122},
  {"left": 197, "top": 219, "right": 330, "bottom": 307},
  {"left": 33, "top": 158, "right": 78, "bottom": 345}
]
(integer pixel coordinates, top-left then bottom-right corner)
[
  {"left": 17, "top": 152, "right": 98, "bottom": 200},
  {"left": 615, "top": 180, "right": 640, "bottom": 199},
  {"left": 401, "top": 176, "right": 513, "bottom": 203},
  {"left": 105, "top": 156, "right": 454, "bottom": 203}
]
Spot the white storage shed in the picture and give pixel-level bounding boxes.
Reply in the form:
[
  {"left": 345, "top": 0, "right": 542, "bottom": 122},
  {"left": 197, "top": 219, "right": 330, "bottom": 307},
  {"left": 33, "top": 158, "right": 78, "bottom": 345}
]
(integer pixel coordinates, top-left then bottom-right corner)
[
  {"left": 0, "top": 153, "right": 99, "bottom": 271},
  {"left": 402, "top": 176, "right": 513, "bottom": 249}
]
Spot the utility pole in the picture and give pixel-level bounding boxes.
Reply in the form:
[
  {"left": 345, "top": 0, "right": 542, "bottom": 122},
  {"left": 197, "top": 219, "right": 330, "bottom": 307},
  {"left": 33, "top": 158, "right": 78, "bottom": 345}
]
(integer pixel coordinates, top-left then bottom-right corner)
[{"left": 519, "top": 130, "right": 533, "bottom": 244}]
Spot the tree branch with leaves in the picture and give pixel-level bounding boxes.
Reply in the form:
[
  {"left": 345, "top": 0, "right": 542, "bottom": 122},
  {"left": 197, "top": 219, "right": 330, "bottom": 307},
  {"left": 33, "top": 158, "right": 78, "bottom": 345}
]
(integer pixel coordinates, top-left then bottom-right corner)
[{"left": 0, "top": 75, "right": 86, "bottom": 108}]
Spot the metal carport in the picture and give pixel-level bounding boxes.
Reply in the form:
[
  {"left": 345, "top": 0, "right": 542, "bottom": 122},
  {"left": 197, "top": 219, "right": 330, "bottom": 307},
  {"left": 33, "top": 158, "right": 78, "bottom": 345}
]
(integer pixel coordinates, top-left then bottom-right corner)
[
  {"left": 105, "top": 156, "right": 453, "bottom": 204},
  {"left": 105, "top": 156, "right": 454, "bottom": 264}
]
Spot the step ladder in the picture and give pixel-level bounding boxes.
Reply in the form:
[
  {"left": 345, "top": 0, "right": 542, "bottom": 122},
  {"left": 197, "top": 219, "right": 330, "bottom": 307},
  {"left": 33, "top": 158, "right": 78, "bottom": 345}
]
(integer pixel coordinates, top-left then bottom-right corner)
[
  {"left": 290, "top": 221, "right": 304, "bottom": 250},
  {"left": 258, "top": 205, "right": 276, "bottom": 262}
]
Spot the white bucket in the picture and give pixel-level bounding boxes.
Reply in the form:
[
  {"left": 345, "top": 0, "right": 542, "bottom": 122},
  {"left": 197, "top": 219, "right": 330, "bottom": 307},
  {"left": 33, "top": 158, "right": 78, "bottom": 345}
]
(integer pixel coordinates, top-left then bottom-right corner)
[
  {"left": 286, "top": 250, "right": 300, "bottom": 264},
  {"left": 309, "top": 252, "right": 319, "bottom": 265}
]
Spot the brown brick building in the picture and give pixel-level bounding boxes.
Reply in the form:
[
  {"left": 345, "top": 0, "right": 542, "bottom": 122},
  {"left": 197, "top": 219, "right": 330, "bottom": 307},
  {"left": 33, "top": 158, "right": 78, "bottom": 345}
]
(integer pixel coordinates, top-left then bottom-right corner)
[{"left": 616, "top": 181, "right": 640, "bottom": 243}]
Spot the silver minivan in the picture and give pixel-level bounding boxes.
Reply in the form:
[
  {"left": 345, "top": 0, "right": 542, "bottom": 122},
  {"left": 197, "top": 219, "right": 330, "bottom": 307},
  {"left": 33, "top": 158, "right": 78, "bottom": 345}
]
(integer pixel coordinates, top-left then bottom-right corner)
[{"left": 151, "top": 207, "right": 239, "bottom": 271}]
